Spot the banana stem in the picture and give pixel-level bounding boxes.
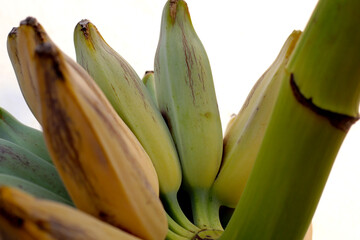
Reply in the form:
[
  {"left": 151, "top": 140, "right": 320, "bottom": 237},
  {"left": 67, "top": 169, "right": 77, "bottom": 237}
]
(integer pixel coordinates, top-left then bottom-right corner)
[
  {"left": 207, "top": 195, "right": 223, "bottom": 231},
  {"left": 162, "top": 192, "right": 200, "bottom": 233},
  {"left": 166, "top": 229, "right": 189, "bottom": 240},
  {"left": 167, "top": 213, "right": 195, "bottom": 238},
  {"left": 220, "top": 1, "right": 360, "bottom": 239},
  {"left": 191, "top": 188, "right": 223, "bottom": 230}
]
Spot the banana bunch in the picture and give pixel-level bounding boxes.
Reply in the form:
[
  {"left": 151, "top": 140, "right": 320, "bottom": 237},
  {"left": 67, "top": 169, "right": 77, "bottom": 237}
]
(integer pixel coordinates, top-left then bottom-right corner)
[{"left": 1, "top": 0, "right": 360, "bottom": 239}]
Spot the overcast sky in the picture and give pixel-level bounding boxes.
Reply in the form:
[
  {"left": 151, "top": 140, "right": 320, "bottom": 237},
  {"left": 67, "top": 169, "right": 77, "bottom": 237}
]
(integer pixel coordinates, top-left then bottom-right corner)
[{"left": 0, "top": 0, "right": 359, "bottom": 239}]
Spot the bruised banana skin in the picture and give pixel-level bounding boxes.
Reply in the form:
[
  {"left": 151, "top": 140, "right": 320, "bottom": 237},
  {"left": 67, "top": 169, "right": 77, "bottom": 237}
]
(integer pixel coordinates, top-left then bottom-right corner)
[
  {"left": 73, "top": 20, "right": 181, "bottom": 198},
  {"left": 0, "top": 186, "right": 140, "bottom": 240},
  {"left": 16, "top": 17, "right": 166, "bottom": 240},
  {"left": 212, "top": 31, "right": 302, "bottom": 208},
  {"left": 155, "top": 0, "right": 223, "bottom": 228},
  {"left": 0, "top": 138, "right": 70, "bottom": 201},
  {"left": 0, "top": 107, "right": 52, "bottom": 164}
]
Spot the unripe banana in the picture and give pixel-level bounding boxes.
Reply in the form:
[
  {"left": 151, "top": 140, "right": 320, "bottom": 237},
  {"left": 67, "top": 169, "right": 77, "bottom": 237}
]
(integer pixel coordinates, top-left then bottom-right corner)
[
  {"left": 0, "top": 174, "right": 71, "bottom": 206},
  {"left": 142, "top": 71, "right": 158, "bottom": 107},
  {"left": 0, "top": 186, "right": 140, "bottom": 240},
  {"left": 73, "top": 20, "right": 181, "bottom": 197},
  {"left": 155, "top": 0, "right": 223, "bottom": 228},
  {"left": 73, "top": 21, "right": 196, "bottom": 233},
  {"left": 0, "top": 107, "right": 52, "bottom": 163},
  {"left": 212, "top": 30, "right": 302, "bottom": 208},
  {"left": 0, "top": 138, "right": 70, "bottom": 201},
  {"left": 16, "top": 17, "right": 166, "bottom": 240}
]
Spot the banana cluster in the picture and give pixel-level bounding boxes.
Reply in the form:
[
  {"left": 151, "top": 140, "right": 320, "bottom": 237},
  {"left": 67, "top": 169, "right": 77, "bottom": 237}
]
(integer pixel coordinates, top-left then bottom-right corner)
[{"left": 1, "top": 0, "right": 359, "bottom": 239}]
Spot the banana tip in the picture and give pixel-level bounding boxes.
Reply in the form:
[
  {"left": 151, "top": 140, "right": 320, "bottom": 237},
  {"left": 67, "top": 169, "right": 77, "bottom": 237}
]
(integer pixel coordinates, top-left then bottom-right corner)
[
  {"left": 8, "top": 27, "right": 18, "bottom": 38},
  {"left": 20, "top": 16, "right": 38, "bottom": 27},
  {"left": 77, "top": 19, "right": 91, "bottom": 39}
]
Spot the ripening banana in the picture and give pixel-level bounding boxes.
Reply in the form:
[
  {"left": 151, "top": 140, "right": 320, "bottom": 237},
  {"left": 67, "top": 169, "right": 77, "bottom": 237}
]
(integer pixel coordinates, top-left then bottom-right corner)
[
  {"left": 16, "top": 17, "right": 166, "bottom": 240},
  {"left": 142, "top": 71, "right": 158, "bottom": 107},
  {"left": 73, "top": 20, "right": 197, "bottom": 233},
  {"left": 0, "top": 186, "right": 140, "bottom": 240},
  {"left": 7, "top": 18, "right": 51, "bottom": 124},
  {"left": 212, "top": 30, "right": 302, "bottom": 209},
  {"left": 0, "top": 138, "right": 70, "bottom": 201},
  {"left": 155, "top": 0, "right": 223, "bottom": 228},
  {"left": 0, "top": 107, "right": 52, "bottom": 163}
]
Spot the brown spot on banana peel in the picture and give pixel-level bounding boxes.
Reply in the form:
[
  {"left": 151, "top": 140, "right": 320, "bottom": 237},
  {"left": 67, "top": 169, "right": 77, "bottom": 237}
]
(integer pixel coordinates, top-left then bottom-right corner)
[{"left": 290, "top": 73, "right": 359, "bottom": 132}]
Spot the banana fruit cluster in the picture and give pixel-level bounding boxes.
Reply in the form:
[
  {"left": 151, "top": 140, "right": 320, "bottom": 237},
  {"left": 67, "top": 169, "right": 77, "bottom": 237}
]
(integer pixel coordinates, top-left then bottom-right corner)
[{"left": 1, "top": 0, "right": 359, "bottom": 239}]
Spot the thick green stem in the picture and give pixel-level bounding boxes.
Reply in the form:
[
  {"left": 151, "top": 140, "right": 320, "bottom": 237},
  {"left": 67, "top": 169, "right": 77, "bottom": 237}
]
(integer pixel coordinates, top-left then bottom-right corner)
[
  {"left": 287, "top": 0, "right": 360, "bottom": 117},
  {"left": 221, "top": 0, "right": 360, "bottom": 239},
  {"left": 191, "top": 189, "right": 211, "bottom": 229}
]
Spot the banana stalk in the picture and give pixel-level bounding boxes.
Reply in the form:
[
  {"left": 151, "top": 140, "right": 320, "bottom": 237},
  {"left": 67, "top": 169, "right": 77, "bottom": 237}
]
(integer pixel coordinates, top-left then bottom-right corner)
[{"left": 221, "top": 0, "right": 360, "bottom": 239}]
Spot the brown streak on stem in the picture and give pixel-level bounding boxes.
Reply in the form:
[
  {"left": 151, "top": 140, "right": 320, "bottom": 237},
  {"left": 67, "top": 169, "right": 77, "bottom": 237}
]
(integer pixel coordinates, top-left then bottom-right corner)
[{"left": 290, "top": 73, "right": 359, "bottom": 132}]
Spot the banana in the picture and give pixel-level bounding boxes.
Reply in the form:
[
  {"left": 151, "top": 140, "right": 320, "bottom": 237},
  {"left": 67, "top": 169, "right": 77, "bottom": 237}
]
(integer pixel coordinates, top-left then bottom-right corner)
[
  {"left": 155, "top": 0, "right": 223, "bottom": 228},
  {"left": 73, "top": 20, "right": 197, "bottom": 233},
  {"left": 142, "top": 71, "right": 158, "bottom": 107},
  {"left": 220, "top": 0, "right": 360, "bottom": 239},
  {"left": 0, "top": 173, "right": 72, "bottom": 206},
  {"left": 0, "top": 138, "right": 70, "bottom": 201},
  {"left": 0, "top": 107, "right": 52, "bottom": 163},
  {"left": 212, "top": 30, "right": 302, "bottom": 209},
  {"left": 223, "top": 113, "right": 236, "bottom": 137},
  {"left": 7, "top": 18, "right": 51, "bottom": 124},
  {"left": 16, "top": 17, "right": 166, "bottom": 240},
  {"left": 73, "top": 19, "right": 181, "bottom": 197},
  {"left": 0, "top": 186, "right": 140, "bottom": 240}
]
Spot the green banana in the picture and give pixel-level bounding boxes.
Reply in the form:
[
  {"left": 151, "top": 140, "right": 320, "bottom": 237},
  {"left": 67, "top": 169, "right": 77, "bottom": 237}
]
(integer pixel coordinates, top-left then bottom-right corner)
[
  {"left": 0, "top": 138, "right": 70, "bottom": 201},
  {"left": 220, "top": 0, "right": 360, "bottom": 239},
  {"left": 73, "top": 20, "right": 197, "bottom": 233},
  {"left": 212, "top": 30, "right": 302, "bottom": 209},
  {"left": 142, "top": 71, "right": 158, "bottom": 107},
  {"left": 0, "top": 107, "right": 52, "bottom": 164},
  {"left": 0, "top": 173, "right": 71, "bottom": 205},
  {"left": 155, "top": 0, "right": 223, "bottom": 229}
]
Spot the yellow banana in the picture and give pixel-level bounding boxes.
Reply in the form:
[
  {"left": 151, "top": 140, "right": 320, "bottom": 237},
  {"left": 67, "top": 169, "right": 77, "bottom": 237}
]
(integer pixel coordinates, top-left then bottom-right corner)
[
  {"left": 0, "top": 186, "right": 140, "bottom": 240},
  {"left": 7, "top": 18, "right": 51, "bottom": 124},
  {"left": 16, "top": 17, "right": 166, "bottom": 240},
  {"left": 155, "top": 0, "right": 223, "bottom": 228},
  {"left": 212, "top": 30, "right": 302, "bottom": 208}
]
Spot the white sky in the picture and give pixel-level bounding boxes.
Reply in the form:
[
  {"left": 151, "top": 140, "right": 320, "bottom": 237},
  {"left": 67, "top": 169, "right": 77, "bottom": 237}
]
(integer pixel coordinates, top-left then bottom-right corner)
[{"left": 0, "top": 0, "right": 359, "bottom": 239}]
